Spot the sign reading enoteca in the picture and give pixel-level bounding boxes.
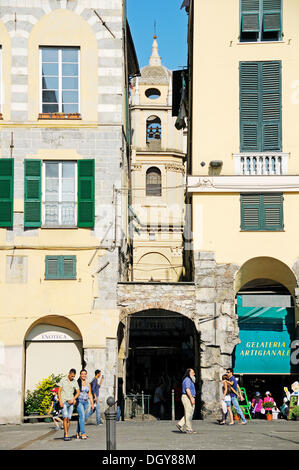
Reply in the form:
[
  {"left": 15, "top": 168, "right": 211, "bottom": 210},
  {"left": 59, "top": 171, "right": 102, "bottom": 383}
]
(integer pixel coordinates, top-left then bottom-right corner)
[
  {"left": 233, "top": 295, "right": 295, "bottom": 374},
  {"left": 26, "top": 324, "right": 81, "bottom": 342}
]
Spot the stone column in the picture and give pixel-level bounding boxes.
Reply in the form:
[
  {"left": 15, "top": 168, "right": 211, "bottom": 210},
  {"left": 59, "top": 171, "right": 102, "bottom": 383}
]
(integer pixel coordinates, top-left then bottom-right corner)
[
  {"left": 84, "top": 338, "right": 118, "bottom": 422},
  {"left": 194, "top": 251, "right": 240, "bottom": 417}
]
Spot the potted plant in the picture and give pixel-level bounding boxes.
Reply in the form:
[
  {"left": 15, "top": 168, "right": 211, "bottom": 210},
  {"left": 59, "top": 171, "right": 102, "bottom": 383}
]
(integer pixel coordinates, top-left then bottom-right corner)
[
  {"left": 262, "top": 401, "right": 275, "bottom": 420},
  {"left": 232, "top": 407, "right": 240, "bottom": 420},
  {"left": 24, "top": 373, "right": 64, "bottom": 420},
  {"left": 289, "top": 405, "right": 299, "bottom": 421}
]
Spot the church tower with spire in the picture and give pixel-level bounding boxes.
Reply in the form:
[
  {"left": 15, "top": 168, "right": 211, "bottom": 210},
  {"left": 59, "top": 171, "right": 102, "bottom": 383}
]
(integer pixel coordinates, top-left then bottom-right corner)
[{"left": 129, "top": 36, "right": 186, "bottom": 282}]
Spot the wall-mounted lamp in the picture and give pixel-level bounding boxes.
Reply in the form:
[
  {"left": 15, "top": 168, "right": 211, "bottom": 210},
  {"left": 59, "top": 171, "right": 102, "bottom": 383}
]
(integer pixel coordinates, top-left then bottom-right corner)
[{"left": 209, "top": 160, "right": 223, "bottom": 168}]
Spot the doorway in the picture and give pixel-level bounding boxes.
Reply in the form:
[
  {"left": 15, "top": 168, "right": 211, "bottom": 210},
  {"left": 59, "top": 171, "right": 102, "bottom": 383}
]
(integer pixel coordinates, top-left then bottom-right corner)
[{"left": 121, "top": 309, "right": 200, "bottom": 419}]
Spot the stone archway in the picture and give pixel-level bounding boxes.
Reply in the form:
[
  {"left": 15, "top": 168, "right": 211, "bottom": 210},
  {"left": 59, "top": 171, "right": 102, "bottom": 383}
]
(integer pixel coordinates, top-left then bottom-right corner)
[
  {"left": 235, "top": 256, "right": 298, "bottom": 296},
  {"left": 24, "top": 315, "right": 83, "bottom": 393}
]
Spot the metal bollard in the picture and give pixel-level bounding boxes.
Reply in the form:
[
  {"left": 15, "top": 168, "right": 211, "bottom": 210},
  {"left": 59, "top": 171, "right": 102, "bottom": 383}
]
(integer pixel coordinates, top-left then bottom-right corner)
[
  {"left": 172, "top": 389, "right": 175, "bottom": 421},
  {"left": 105, "top": 396, "right": 117, "bottom": 450},
  {"left": 141, "top": 390, "right": 145, "bottom": 420}
]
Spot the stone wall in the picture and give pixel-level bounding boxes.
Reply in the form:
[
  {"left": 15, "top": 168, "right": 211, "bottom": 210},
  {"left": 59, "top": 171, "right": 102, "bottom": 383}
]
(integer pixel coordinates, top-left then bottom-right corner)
[{"left": 117, "top": 251, "right": 242, "bottom": 418}]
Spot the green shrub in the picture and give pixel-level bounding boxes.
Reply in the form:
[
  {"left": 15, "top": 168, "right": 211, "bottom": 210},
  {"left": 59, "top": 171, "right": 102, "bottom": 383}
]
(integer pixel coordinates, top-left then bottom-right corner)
[{"left": 24, "top": 373, "right": 65, "bottom": 416}]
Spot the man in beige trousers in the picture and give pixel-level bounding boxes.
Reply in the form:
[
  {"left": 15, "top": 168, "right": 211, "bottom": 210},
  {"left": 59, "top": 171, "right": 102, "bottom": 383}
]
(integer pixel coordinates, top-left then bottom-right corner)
[{"left": 176, "top": 368, "right": 197, "bottom": 434}]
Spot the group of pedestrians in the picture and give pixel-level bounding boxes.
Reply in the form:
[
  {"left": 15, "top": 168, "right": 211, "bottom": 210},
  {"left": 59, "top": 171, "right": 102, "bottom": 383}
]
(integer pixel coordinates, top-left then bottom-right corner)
[
  {"left": 219, "top": 368, "right": 247, "bottom": 425},
  {"left": 175, "top": 367, "right": 248, "bottom": 434},
  {"left": 50, "top": 368, "right": 104, "bottom": 441},
  {"left": 251, "top": 391, "right": 275, "bottom": 419}
]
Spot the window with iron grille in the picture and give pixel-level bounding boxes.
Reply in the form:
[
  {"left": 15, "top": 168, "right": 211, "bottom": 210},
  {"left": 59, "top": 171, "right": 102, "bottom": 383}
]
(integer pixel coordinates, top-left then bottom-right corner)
[{"left": 24, "top": 159, "right": 94, "bottom": 228}]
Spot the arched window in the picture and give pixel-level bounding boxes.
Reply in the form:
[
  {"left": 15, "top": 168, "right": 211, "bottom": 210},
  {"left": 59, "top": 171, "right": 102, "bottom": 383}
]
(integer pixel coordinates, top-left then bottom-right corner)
[
  {"left": 146, "top": 167, "right": 162, "bottom": 196},
  {"left": 146, "top": 115, "right": 161, "bottom": 142}
]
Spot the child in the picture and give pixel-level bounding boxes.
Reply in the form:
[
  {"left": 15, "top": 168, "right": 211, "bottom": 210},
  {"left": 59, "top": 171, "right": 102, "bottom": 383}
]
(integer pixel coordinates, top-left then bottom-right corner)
[{"left": 49, "top": 387, "right": 63, "bottom": 430}]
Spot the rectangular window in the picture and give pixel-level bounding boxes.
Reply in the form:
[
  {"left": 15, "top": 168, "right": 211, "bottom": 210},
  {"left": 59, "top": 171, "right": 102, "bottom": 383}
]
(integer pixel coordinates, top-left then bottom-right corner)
[
  {"left": 40, "top": 47, "right": 79, "bottom": 114},
  {"left": 24, "top": 159, "right": 95, "bottom": 228},
  {"left": 240, "top": 61, "right": 281, "bottom": 152},
  {"left": 241, "top": 193, "right": 283, "bottom": 231},
  {"left": 43, "top": 161, "right": 77, "bottom": 227},
  {"left": 240, "top": 0, "right": 282, "bottom": 42},
  {"left": 45, "top": 255, "right": 76, "bottom": 279}
]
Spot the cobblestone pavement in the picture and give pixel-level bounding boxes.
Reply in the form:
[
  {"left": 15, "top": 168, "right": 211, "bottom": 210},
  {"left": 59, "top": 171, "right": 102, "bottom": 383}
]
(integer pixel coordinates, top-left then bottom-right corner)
[{"left": 0, "top": 418, "right": 298, "bottom": 452}]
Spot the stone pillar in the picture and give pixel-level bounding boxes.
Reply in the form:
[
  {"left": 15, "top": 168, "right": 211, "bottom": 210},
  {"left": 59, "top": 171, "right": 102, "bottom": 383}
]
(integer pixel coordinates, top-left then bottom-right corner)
[
  {"left": 194, "top": 251, "right": 240, "bottom": 417},
  {"left": 84, "top": 338, "right": 118, "bottom": 422}
]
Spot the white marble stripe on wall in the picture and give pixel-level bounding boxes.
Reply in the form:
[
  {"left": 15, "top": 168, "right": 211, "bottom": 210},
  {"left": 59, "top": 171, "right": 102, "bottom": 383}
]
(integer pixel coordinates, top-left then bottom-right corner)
[
  {"left": 11, "top": 48, "right": 28, "bottom": 56},
  {"left": 11, "top": 102, "right": 27, "bottom": 111},
  {"left": 97, "top": 68, "right": 122, "bottom": 77},
  {"left": 9, "top": 30, "right": 30, "bottom": 39},
  {"left": 98, "top": 86, "right": 122, "bottom": 94},
  {"left": 96, "top": 31, "right": 122, "bottom": 40},
  {"left": 11, "top": 66, "right": 28, "bottom": 75},
  {"left": 97, "top": 49, "right": 122, "bottom": 58},
  {"left": 97, "top": 104, "right": 122, "bottom": 113},
  {"left": 11, "top": 84, "right": 28, "bottom": 93}
]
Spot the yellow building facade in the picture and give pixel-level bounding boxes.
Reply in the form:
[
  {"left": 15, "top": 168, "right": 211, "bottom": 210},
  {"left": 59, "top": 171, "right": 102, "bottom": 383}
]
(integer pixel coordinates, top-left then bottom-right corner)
[
  {"left": 186, "top": 0, "right": 299, "bottom": 413},
  {"left": 0, "top": 1, "right": 138, "bottom": 424}
]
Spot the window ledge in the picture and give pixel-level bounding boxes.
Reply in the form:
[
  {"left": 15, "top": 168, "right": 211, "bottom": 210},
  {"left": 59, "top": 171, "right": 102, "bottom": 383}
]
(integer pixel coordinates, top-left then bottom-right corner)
[
  {"left": 42, "top": 225, "right": 78, "bottom": 229},
  {"left": 237, "top": 41, "right": 285, "bottom": 45},
  {"left": 38, "top": 113, "right": 81, "bottom": 120},
  {"left": 240, "top": 230, "right": 285, "bottom": 232}
]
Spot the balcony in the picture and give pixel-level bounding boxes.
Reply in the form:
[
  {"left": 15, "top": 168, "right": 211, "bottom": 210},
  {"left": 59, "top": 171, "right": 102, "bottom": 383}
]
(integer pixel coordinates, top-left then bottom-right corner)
[{"left": 234, "top": 153, "right": 289, "bottom": 176}]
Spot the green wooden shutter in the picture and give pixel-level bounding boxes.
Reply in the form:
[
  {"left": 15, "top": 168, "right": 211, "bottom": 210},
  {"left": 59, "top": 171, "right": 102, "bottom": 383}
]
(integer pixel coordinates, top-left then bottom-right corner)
[
  {"left": 240, "top": 61, "right": 281, "bottom": 152},
  {"left": 263, "top": 0, "right": 282, "bottom": 33},
  {"left": 241, "top": 193, "right": 283, "bottom": 230},
  {"left": 45, "top": 256, "right": 59, "bottom": 279},
  {"left": 45, "top": 255, "right": 76, "bottom": 279},
  {"left": 77, "top": 159, "right": 95, "bottom": 228},
  {"left": 241, "top": 0, "right": 260, "bottom": 32},
  {"left": 0, "top": 159, "right": 14, "bottom": 227},
  {"left": 62, "top": 256, "right": 76, "bottom": 279},
  {"left": 261, "top": 61, "right": 281, "bottom": 150},
  {"left": 262, "top": 193, "right": 283, "bottom": 230},
  {"left": 241, "top": 194, "right": 261, "bottom": 230},
  {"left": 24, "top": 159, "right": 41, "bottom": 227},
  {"left": 240, "top": 62, "right": 259, "bottom": 151}
]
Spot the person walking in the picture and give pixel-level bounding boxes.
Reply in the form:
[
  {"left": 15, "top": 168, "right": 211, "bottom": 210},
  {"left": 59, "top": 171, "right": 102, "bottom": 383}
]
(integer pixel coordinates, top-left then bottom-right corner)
[
  {"left": 153, "top": 381, "right": 166, "bottom": 420},
  {"left": 57, "top": 369, "right": 80, "bottom": 441},
  {"left": 176, "top": 368, "right": 197, "bottom": 434},
  {"left": 85, "top": 369, "right": 104, "bottom": 426},
  {"left": 76, "top": 369, "right": 94, "bottom": 439},
  {"left": 48, "top": 387, "right": 64, "bottom": 431},
  {"left": 219, "top": 374, "right": 234, "bottom": 425},
  {"left": 226, "top": 368, "right": 247, "bottom": 425},
  {"left": 117, "top": 378, "right": 125, "bottom": 422}
]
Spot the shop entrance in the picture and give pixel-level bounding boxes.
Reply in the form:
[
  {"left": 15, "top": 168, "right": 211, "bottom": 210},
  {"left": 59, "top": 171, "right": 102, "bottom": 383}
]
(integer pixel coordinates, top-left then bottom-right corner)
[
  {"left": 233, "top": 275, "right": 298, "bottom": 407},
  {"left": 237, "top": 374, "right": 296, "bottom": 408},
  {"left": 119, "top": 309, "right": 200, "bottom": 420}
]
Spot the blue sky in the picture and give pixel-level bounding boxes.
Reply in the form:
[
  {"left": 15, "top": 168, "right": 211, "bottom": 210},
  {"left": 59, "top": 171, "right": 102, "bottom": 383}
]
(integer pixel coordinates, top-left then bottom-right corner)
[{"left": 127, "top": 0, "right": 188, "bottom": 72}]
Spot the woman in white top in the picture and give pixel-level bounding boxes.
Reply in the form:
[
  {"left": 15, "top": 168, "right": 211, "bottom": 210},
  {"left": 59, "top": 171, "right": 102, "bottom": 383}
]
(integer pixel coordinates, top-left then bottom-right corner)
[{"left": 219, "top": 374, "right": 234, "bottom": 425}]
